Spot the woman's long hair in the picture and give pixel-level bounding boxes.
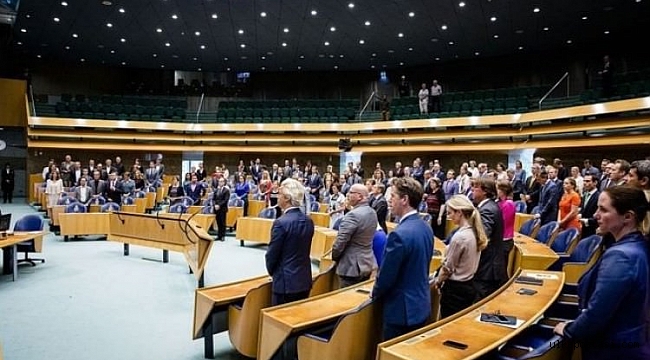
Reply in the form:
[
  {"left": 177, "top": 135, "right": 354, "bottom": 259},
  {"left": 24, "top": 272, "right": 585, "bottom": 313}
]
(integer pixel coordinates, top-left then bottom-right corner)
[{"left": 447, "top": 195, "right": 488, "bottom": 251}]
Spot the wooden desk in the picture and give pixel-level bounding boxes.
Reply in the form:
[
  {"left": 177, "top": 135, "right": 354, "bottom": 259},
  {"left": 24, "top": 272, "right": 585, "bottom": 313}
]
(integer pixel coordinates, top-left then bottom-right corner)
[
  {"left": 107, "top": 212, "right": 214, "bottom": 286},
  {"left": 248, "top": 200, "right": 266, "bottom": 217},
  {"left": 1, "top": 231, "right": 48, "bottom": 281},
  {"left": 309, "top": 212, "right": 331, "bottom": 228},
  {"left": 50, "top": 204, "right": 65, "bottom": 227},
  {"left": 258, "top": 280, "right": 375, "bottom": 360},
  {"left": 134, "top": 197, "right": 147, "bottom": 213},
  {"left": 59, "top": 212, "right": 110, "bottom": 241},
  {"left": 145, "top": 192, "right": 156, "bottom": 210},
  {"left": 310, "top": 227, "right": 338, "bottom": 260},
  {"left": 319, "top": 203, "right": 328, "bottom": 213},
  {"left": 515, "top": 213, "right": 535, "bottom": 232},
  {"left": 513, "top": 232, "right": 559, "bottom": 270},
  {"left": 235, "top": 216, "right": 274, "bottom": 246},
  {"left": 226, "top": 206, "right": 243, "bottom": 229},
  {"left": 377, "top": 270, "right": 564, "bottom": 360}
]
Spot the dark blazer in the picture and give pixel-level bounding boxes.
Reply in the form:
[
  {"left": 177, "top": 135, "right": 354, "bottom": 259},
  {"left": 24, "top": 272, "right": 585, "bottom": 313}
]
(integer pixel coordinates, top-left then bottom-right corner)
[
  {"left": 523, "top": 175, "right": 541, "bottom": 213},
  {"left": 89, "top": 179, "right": 106, "bottom": 197},
  {"left": 538, "top": 181, "right": 560, "bottom": 225},
  {"left": 372, "top": 213, "right": 433, "bottom": 327},
  {"left": 184, "top": 183, "right": 205, "bottom": 205},
  {"left": 306, "top": 173, "right": 323, "bottom": 194},
  {"left": 265, "top": 208, "right": 315, "bottom": 294},
  {"left": 105, "top": 179, "right": 122, "bottom": 203},
  {"left": 474, "top": 199, "right": 506, "bottom": 283},
  {"left": 565, "top": 232, "right": 650, "bottom": 360},
  {"left": 579, "top": 190, "right": 600, "bottom": 238},
  {"left": 195, "top": 168, "right": 207, "bottom": 181},
  {"left": 371, "top": 195, "right": 388, "bottom": 233},
  {"left": 212, "top": 186, "right": 229, "bottom": 213},
  {"left": 1, "top": 168, "right": 15, "bottom": 192}
]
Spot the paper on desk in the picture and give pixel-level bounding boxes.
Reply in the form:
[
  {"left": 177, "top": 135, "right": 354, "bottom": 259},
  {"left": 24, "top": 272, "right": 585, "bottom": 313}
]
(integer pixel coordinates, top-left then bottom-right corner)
[
  {"left": 475, "top": 315, "right": 525, "bottom": 329},
  {"left": 523, "top": 272, "right": 559, "bottom": 280}
]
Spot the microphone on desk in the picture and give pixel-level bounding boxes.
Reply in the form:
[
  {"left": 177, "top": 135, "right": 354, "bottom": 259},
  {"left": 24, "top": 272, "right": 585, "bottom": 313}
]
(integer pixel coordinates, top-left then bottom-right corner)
[
  {"left": 155, "top": 210, "right": 165, "bottom": 230},
  {"left": 116, "top": 211, "right": 125, "bottom": 225}
]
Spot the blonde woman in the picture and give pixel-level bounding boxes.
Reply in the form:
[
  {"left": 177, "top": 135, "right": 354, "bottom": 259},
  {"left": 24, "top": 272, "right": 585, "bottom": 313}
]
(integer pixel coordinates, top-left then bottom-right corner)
[
  {"left": 435, "top": 195, "right": 488, "bottom": 318},
  {"left": 46, "top": 171, "right": 64, "bottom": 219}
]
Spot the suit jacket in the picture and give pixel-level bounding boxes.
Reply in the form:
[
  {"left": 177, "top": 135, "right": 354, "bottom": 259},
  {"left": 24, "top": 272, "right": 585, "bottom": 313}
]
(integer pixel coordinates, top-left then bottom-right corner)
[
  {"left": 306, "top": 173, "right": 323, "bottom": 194},
  {"left": 145, "top": 168, "right": 160, "bottom": 184},
  {"left": 371, "top": 195, "right": 388, "bottom": 233},
  {"left": 212, "top": 186, "right": 229, "bottom": 213},
  {"left": 88, "top": 179, "right": 106, "bottom": 197},
  {"left": 332, "top": 203, "right": 378, "bottom": 277},
  {"left": 372, "top": 213, "right": 433, "bottom": 326},
  {"left": 538, "top": 181, "right": 560, "bottom": 224},
  {"left": 565, "top": 232, "right": 650, "bottom": 360},
  {"left": 265, "top": 208, "right": 315, "bottom": 294},
  {"left": 523, "top": 175, "right": 541, "bottom": 213},
  {"left": 195, "top": 168, "right": 207, "bottom": 181},
  {"left": 184, "top": 183, "right": 205, "bottom": 205},
  {"left": 579, "top": 190, "right": 600, "bottom": 238},
  {"left": 74, "top": 186, "right": 93, "bottom": 205},
  {"left": 1, "top": 168, "right": 15, "bottom": 191},
  {"left": 105, "top": 179, "right": 122, "bottom": 203},
  {"left": 475, "top": 199, "right": 506, "bottom": 282}
]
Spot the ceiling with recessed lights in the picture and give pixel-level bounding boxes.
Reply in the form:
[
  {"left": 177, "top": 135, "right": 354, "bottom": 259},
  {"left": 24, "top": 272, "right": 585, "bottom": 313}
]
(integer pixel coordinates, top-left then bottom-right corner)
[{"left": 8, "top": 0, "right": 649, "bottom": 72}]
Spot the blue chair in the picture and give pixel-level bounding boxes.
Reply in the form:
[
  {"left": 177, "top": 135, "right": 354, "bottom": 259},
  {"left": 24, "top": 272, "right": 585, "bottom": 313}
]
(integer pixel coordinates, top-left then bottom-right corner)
[
  {"left": 514, "top": 200, "right": 527, "bottom": 213},
  {"left": 519, "top": 218, "right": 540, "bottom": 238},
  {"left": 417, "top": 201, "right": 427, "bottom": 213},
  {"left": 332, "top": 217, "right": 342, "bottom": 231},
  {"left": 57, "top": 196, "right": 77, "bottom": 206},
  {"left": 497, "top": 324, "right": 573, "bottom": 360},
  {"left": 550, "top": 235, "right": 602, "bottom": 282},
  {"left": 90, "top": 196, "right": 106, "bottom": 205},
  {"left": 15, "top": 215, "right": 46, "bottom": 266},
  {"left": 531, "top": 206, "right": 540, "bottom": 215},
  {"left": 258, "top": 207, "right": 277, "bottom": 219},
  {"left": 122, "top": 196, "right": 135, "bottom": 205},
  {"left": 310, "top": 201, "right": 321, "bottom": 213},
  {"left": 202, "top": 198, "right": 214, "bottom": 207},
  {"left": 550, "top": 228, "right": 580, "bottom": 254},
  {"left": 200, "top": 205, "right": 213, "bottom": 214},
  {"left": 228, "top": 198, "right": 244, "bottom": 207},
  {"left": 65, "top": 203, "right": 88, "bottom": 213},
  {"left": 229, "top": 193, "right": 238, "bottom": 200},
  {"left": 179, "top": 196, "right": 195, "bottom": 207},
  {"left": 169, "top": 203, "right": 188, "bottom": 214},
  {"left": 134, "top": 191, "right": 146, "bottom": 198},
  {"left": 420, "top": 213, "right": 432, "bottom": 223},
  {"left": 253, "top": 192, "right": 265, "bottom": 201},
  {"left": 308, "top": 194, "right": 317, "bottom": 204},
  {"left": 146, "top": 186, "right": 156, "bottom": 193},
  {"left": 536, "top": 221, "right": 559, "bottom": 246},
  {"left": 101, "top": 202, "right": 120, "bottom": 212}
]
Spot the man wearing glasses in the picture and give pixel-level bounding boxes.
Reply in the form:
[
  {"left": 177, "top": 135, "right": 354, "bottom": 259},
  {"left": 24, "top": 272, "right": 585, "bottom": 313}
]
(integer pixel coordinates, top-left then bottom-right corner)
[{"left": 332, "top": 184, "right": 378, "bottom": 288}]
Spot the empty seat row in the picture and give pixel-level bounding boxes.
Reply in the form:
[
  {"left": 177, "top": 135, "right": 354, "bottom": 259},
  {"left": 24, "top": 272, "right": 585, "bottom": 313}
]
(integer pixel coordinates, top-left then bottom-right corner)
[
  {"left": 60, "top": 94, "right": 187, "bottom": 109},
  {"left": 219, "top": 99, "right": 357, "bottom": 110},
  {"left": 55, "top": 102, "right": 186, "bottom": 120}
]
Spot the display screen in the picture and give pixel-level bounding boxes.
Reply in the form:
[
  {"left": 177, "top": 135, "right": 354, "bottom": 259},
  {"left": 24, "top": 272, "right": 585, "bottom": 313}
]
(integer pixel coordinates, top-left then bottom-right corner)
[{"left": 0, "top": 0, "right": 20, "bottom": 12}]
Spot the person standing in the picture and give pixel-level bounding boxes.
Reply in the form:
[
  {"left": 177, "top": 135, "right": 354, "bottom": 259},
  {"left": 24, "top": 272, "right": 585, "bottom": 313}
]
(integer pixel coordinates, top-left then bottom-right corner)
[
  {"left": 429, "top": 80, "right": 442, "bottom": 113},
  {"left": 578, "top": 174, "right": 601, "bottom": 239},
  {"left": 371, "top": 183, "right": 388, "bottom": 233},
  {"left": 558, "top": 178, "right": 582, "bottom": 231},
  {"left": 534, "top": 171, "right": 560, "bottom": 225},
  {"left": 371, "top": 177, "right": 433, "bottom": 341},
  {"left": 599, "top": 55, "right": 613, "bottom": 98},
  {"left": 332, "top": 184, "right": 378, "bottom": 288},
  {"left": 1, "top": 163, "right": 15, "bottom": 204},
  {"left": 212, "top": 178, "right": 230, "bottom": 241},
  {"left": 46, "top": 171, "right": 64, "bottom": 219},
  {"left": 418, "top": 83, "right": 429, "bottom": 115},
  {"left": 265, "top": 178, "right": 315, "bottom": 305},
  {"left": 554, "top": 186, "right": 650, "bottom": 360},
  {"left": 435, "top": 195, "right": 488, "bottom": 318}
]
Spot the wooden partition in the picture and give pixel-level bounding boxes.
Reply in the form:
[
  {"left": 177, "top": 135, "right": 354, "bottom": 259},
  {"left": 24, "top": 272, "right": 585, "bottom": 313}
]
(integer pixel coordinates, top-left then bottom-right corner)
[
  {"left": 248, "top": 200, "right": 266, "bottom": 217},
  {"left": 513, "top": 232, "right": 559, "bottom": 270},
  {"left": 226, "top": 207, "right": 243, "bottom": 229},
  {"left": 310, "top": 227, "right": 338, "bottom": 260},
  {"left": 309, "top": 212, "right": 331, "bottom": 228},
  {"left": 235, "top": 217, "right": 274, "bottom": 246}
]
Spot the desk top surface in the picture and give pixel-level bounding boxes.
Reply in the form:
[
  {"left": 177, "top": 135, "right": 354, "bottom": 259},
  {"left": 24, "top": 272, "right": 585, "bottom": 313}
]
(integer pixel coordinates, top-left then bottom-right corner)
[
  {"left": 381, "top": 270, "right": 564, "bottom": 360},
  {"left": 513, "top": 233, "right": 559, "bottom": 259},
  {"left": 0, "top": 231, "right": 47, "bottom": 248},
  {"left": 197, "top": 275, "right": 272, "bottom": 306}
]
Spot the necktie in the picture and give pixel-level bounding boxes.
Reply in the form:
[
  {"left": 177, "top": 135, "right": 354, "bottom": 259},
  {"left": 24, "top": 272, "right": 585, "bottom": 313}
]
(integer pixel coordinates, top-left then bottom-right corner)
[{"left": 583, "top": 192, "right": 591, "bottom": 205}]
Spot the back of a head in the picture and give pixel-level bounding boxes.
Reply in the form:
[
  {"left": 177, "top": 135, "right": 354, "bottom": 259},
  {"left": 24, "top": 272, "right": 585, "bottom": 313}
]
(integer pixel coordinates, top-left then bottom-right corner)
[
  {"left": 391, "top": 177, "right": 423, "bottom": 210},
  {"left": 474, "top": 177, "right": 497, "bottom": 199},
  {"left": 280, "top": 178, "right": 305, "bottom": 208}
]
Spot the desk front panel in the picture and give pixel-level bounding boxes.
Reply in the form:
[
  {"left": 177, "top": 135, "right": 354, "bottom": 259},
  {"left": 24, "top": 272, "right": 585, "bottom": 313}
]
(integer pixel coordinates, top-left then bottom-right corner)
[
  {"left": 310, "top": 227, "right": 337, "bottom": 259},
  {"left": 59, "top": 213, "right": 110, "bottom": 236},
  {"left": 513, "top": 233, "right": 559, "bottom": 270},
  {"left": 235, "top": 217, "right": 274, "bottom": 244},
  {"left": 248, "top": 200, "right": 267, "bottom": 218},
  {"left": 309, "top": 212, "right": 330, "bottom": 228},
  {"left": 226, "top": 207, "right": 244, "bottom": 228}
]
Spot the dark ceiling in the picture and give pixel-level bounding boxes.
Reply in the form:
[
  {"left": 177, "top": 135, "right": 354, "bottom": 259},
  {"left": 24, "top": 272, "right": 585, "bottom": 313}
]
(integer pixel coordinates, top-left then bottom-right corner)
[{"left": 8, "top": 0, "right": 649, "bottom": 72}]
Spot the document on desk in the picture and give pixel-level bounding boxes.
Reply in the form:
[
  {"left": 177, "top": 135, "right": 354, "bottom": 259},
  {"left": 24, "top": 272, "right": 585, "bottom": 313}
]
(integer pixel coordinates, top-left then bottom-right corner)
[
  {"left": 523, "top": 272, "right": 560, "bottom": 280},
  {"left": 475, "top": 314, "right": 524, "bottom": 329}
]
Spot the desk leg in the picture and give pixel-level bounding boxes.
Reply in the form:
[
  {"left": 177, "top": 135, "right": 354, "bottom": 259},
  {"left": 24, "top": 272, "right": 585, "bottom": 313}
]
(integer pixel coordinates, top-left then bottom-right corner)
[
  {"left": 162, "top": 250, "right": 169, "bottom": 263},
  {"left": 11, "top": 244, "right": 18, "bottom": 281},
  {"left": 240, "top": 240, "right": 244, "bottom": 247},
  {"left": 198, "top": 273, "right": 204, "bottom": 288},
  {"left": 124, "top": 243, "right": 129, "bottom": 256},
  {"left": 203, "top": 316, "right": 215, "bottom": 359},
  {"left": 2, "top": 247, "right": 11, "bottom": 275}
]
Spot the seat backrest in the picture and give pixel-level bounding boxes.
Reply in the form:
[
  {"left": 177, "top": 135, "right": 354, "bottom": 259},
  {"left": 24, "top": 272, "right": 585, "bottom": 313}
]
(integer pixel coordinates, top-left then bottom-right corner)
[
  {"left": 536, "top": 221, "right": 559, "bottom": 244},
  {"left": 228, "top": 198, "right": 243, "bottom": 207},
  {"left": 180, "top": 196, "right": 195, "bottom": 207},
  {"left": 323, "top": 300, "right": 381, "bottom": 359},
  {"left": 531, "top": 205, "right": 540, "bottom": 215},
  {"left": 169, "top": 204, "right": 188, "bottom": 214},
  {"left": 519, "top": 218, "right": 538, "bottom": 237},
  {"left": 91, "top": 196, "right": 106, "bottom": 205},
  {"left": 65, "top": 203, "right": 87, "bottom": 213},
  {"left": 550, "top": 228, "right": 580, "bottom": 253},
  {"left": 569, "top": 235, "right": 602, "bottom": 263},
  {"left": 258, "top": 207, "right": 276, "bottom": 219},
  {"left": 135, "top": 191, "right": 146, "bottom": 198},
  {"left": 122, "top": 196, "right": 135, "bottom": 205},
  {"left": 229, "top": 193, "right": 237, "bottom": 200},
  {"left": 13, "top": 214, "right": 44, "bottom": 231},
  {"left": 310, "top": 265, "right": 337, "bottom": 297},
  {"left": 310, "top": 201, "right": 321, "bottom": 212},
  {"left": 421, "top": 213, "right": 432, "bottom": 223},
  {"left": 101, "top": 202, "right": 120, "bottom": 212},
  {"left": 200, "top": 205, "right": 213, "bottom": 214},
  {"left": 332, "top": 217, "right": 342, "bottom": 230},
  {"left": 418, "top": 201, "right": 427, "bottom": 213},
  {"left": 514, "top": 200, "right": 527, "bottom": 213},
  {"left": 202, "top": 198, "right": 214, "bottom": 207},
  {"left": 58, "top": 196, "right": 77, "bottom": 205}
]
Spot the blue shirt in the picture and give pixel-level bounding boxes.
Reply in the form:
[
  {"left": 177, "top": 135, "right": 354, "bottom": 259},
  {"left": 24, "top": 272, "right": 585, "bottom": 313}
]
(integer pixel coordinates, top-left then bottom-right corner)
[
  {"left": 372, "top": 229, "right": 387, "bottom": 266},
  {"left": 235, "top": 182, "right": 250, "bottom": 198}
]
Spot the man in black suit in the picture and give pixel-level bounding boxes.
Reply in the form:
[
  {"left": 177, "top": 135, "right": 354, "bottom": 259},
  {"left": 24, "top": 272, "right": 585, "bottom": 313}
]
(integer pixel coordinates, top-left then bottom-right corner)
[
  {"left": 371, "top": 183, "right": 388, "bottom": 233},
  {"left": 89, "top": 170, "right": 106, "bottom": 200},
  {"left": 578, "top": 174, "right": 600, "bottom": 239},
  {"left": 1, "top": 163, "right": 15, "bottom": 203},
  {"left": 306, "top": 166, "right": 323, "bottom": 198},
  {"left": 472, "top": 178, "right": 506, "bottom": 300},
  {"left": 265, "top": 178, "right": 314, "bottom": 305},
  {"left": 212, "top": 178, "right": 230, "bottom": 241},
  {"left": 184, "top": 174, "right": 205, "bottom": 205},
  {"left": 535, "top": 171, "right": 560, "bottom": 225},
  {"left": 521, "top": 163, "right": 541, "bottom": 213},
  {"left": 105, "top": 172, "right": 122, "bottom": 203},
  {"left": 195, "top": 162, "right": 207, "bottom": 181}
]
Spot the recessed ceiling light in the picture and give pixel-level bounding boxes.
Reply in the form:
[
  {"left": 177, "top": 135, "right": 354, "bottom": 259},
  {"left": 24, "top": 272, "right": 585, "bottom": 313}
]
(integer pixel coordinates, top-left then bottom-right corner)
[
  {"left": 398, "top": 33, "right": 404, "bottom": 38},
  {"left": 80, "top": 58, "right": 85, "bottom": 62},
  {"left": 261, "top": 56, "right": 266, "bottom": 60},
  {"left": 165, "top": 42, "right": 170, "bottom": 47},
  {"left": 490, "top": 16, "right": 497, "bottom": 22},
  {"left": 36, "top": 54, "right": 41, "bottom": 58},
  {"left": 566, "top": 39, "right": 572, "bottom": 44},
  {"left": 224, "top": 57, "right": 228, "bottom": 61},
  {"left": 283, "top": 28, "right": 289, "bottom": 33},
  {"left": 282, "top": 42, "right": 287, "bottom": 47},
  {"left": 408, "top": 12, "right": 415, "bottom": 17},
  {"left": 197, "top": 68, "right": 201, "bottom": 71},
  {"left": 238, "top": 29, "right": 244, "bottom": 34},
  {"left": 449, "top": 41, "right": 454, "bottom": 45},
  {"left": 298, "top": 66, "right": 302, "bottom": 70},
  {"left": 533, "top": 7, "right": 540, "bottom": 13},
  {"left": 582, "top": 16, "right": 588, "bottom": 20},
  {"left": 299, "top": 55, "right": 304, "bottom": 59},
  {"left": 435, "top": 57, "right": 440, "bottom": 61},
  {"left": 120, "top": 38, "right": 126, "bottom": 42},
  {"left": 334, "top": 65, "right": 338, "bottom": 69},
  {"left": 61, "top": 1, "right": 68, "bottom": 6},
  {"left": 240, "top": 44, "right": 246, "bottom": 48},
  {"left": 261, "top": 66, "right": 266, "bottom": 70},
  {"left": 156, "top": 28, "right": 162, "bottom": 33},
  {"left": 110, "top": 50, "right": 115, "bottom": 54},
  {"left": 441, "top": 25, "right": 448, "bottom": 30},
  {"left": 330, "top": 26, "right": 336, "bottom": 32},
  {"left": 72, "top": 33, "right": 79, "bottom": 38},
  {"left": 106, "top": 23, "right": 113, "bottom": 27},
  {"left": 329, "top": 54, "right": 334, "bottom": 58},
  {"left": 102, "top": 1, "right": 112, "bottom": 6},
  {"left": 543, "top": 27, "right": 549, "bottom": 31},
  {"left": 152, "top": 54, "right": 157, "bottom": 57},
  {"left": 604, "top": 30, "right": 610, "bottom": 34},
  {"left": 493, "top": 34, "right": 499, "bottom": 38},
  {"left": 311, "top": 10, "right": 317, "bottom": 16},
  {"left": 348, "top": 3, "right": 355, "bottom": 9},
  {"left": 636, "top": 0, "right": 642, "bottom": 2},
  {"left": 408, "top": 47, "right": 413, "bottom": 51},
  {"left": 54, "top": 17, "right": 60, "bottom": 22},
  {"left": 227, "top": 68, "right": 231, "bottom": 71},
  {"left": 359, "top": 39, "right": 365, "bottom": 44},
  {"left": 195, "top": 31, "right": 200, "bottom": 36},
  {"left": 399, "top": 62, "right": 404, "bottom": 66},
  {"left": 371, "top": 53, "right": 376, "bottom": 57},
  {"left": 518, "top": 46, "right": 524, "bottom": 50},
  {"left": 515, "top": 29, "right": 524, "bottom": 34},
  {"left": 370, "top": 65, "right": 375, "bottom": 69},
  {"left": 475, "top": 51, "right": 480, "bottom": 55},
  {"left": 364, "top": 20, "right": 371, "bottom": 26},
  {"left": 200, "top": 45, "right": 206, "bottom": 49},
  {"left": 119, "top": 8, "right": 125, "bottom": 13},
  {"left": 211, "top": 14, "right": 218, "bottom": 19},
  {"left": 20, "top": 28, "right": 27, "bottom": 33},
  {"left": 340, "top": 54, "right": 344, "bottom": 58},
  {"left": 161, "top": 65, "right": 165, "bottom": 68},
  {"left": 121, "top": 62, "right": 126, "bottom": 65},
  {"left": 260, "top": 12, "right": 266, "bottom": 17},
  {"left": 459, "top": 1, "right": 465, "bottom": 7},
  {"left": 324, "top": 41, "right": 330, "bottom": 46},
  {"left": 171, "top": 14, "right": 178, "bottom": 20},
  {"left": 64, "top": 45, "right": 69, "bottom": 49}
]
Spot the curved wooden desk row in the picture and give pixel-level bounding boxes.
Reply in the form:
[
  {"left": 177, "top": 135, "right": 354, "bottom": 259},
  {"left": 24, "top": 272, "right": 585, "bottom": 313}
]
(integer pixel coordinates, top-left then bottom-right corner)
[
  {"left": 193, "top": 266, "right": 339, "bottom": 359},
  {"left": 234, "top": 216, "right": 336, "bottom": 252}
]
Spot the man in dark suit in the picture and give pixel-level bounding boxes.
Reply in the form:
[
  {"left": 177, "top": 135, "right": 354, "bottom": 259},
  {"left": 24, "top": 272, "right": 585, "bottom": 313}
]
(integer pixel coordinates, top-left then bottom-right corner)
[
  {"left": 195, "top": 162, "right": 207, "bottom": 181},
  {"left": 306, "top": 166, "right": 323, "bottom": 198},
  {"left": 1, "top": 163, "right": 15, "bottom": 203},
  {"left": 184, "top": 174, "right": 205, "bottom": 205},
  {"left": 332, "top": 184, "right": 378, "bottom": 288},
  {"left": 371, "top": 183, "right": 388, "bottom": 233},
  {"left": 522, "top": 163, "right": 541, "bottom": 213},
  {"left": 74, "top": 177, "right": 93, "bottom": 205},
  {"left": 89, "top": 170, "right": 106, "bottom": 200},
  {"left": 114, "top": 156, "right": 125, "bottom": 177},
  {"left": 265, "top": 178, "right": 314, "bottom": 306},
  {"left": 535, "top": 171, "right": 560, "bottom": 225},
  {"left": 105, "top": 172, "right": 122, "bottom": 203},
  {"left": 251, "top": 158, "right": 262, "bottom": 184},
  {"left": 212, "top": 178, "right": 230, "bottom": 241},
  {"left": 372, "top": 177, "right": 433, "bottom": 341},
  {"left": 578, "top": 174, "right": 600, "bottom": 239},
  {"left": 472, "top": 178, "right": 506, "bottom": 300}
]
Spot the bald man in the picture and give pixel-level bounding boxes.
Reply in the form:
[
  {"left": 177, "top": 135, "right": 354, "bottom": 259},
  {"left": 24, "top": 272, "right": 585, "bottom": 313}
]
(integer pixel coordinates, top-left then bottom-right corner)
[{"left": 332, "top": 184, "right": 379, "bottom": 288}]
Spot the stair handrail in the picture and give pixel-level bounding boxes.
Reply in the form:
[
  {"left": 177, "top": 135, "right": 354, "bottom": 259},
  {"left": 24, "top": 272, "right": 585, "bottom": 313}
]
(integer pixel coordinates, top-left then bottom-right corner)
[
  {"left": 539, "top": 72, "right": 569, "bottom": 110},
  {"left": 195, "top": 92, "right": 205, "bottom": 122},
  {"left": 358, "top": 91, "right": 376, "bottom": 121}
]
